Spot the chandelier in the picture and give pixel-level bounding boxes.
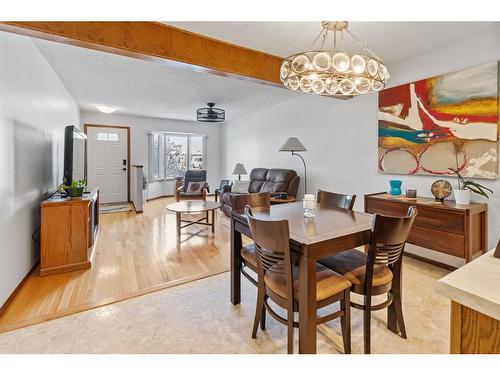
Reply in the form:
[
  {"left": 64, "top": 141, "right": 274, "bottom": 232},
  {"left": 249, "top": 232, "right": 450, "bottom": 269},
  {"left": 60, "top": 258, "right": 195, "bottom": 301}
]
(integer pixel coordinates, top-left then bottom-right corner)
[{"left": 280, "top": 21, "right": 389, "bottom": 97}]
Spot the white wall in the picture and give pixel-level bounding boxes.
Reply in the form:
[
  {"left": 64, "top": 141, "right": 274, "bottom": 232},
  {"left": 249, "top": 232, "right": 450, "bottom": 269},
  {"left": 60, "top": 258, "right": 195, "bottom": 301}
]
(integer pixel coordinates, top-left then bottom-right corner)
[
  {"left": 221, "top": 28, "right": 500, "bottom": 261},
  {"left": 81, "top": 110, "right": 222, "bottom": 199},
  {"left": 0, "top": 32, "right": 80, "bottom": 306}
]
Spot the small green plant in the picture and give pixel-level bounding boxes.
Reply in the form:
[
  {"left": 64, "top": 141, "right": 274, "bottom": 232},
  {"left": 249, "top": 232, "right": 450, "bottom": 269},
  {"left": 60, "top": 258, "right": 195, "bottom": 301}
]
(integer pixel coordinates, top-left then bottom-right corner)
[
  {"left": 448, "top": 168, "right": 493, "bottom": 199},
  {"left": 57, "top": 179, "right": 87, "bottom": 195}
]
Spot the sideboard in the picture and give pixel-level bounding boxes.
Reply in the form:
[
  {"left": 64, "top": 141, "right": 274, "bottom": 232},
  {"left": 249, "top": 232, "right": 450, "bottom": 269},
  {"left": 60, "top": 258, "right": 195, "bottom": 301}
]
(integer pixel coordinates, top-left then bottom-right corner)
[
  {"left": 40, "top": 188, "right": 99, "bottom": 276},
  {"left": 364, "top": 192, "right": 487, "bottom": 265}
]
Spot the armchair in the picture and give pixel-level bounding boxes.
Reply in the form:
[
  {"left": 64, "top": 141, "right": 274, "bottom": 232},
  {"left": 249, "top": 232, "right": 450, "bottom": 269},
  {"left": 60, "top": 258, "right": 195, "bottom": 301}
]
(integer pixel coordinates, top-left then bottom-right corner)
[
  {"left": 176, "top": 170, "right": 210, "bottom": 201},
  {"left": 215, "top": 179, "right": 231, "bottom": 202}
]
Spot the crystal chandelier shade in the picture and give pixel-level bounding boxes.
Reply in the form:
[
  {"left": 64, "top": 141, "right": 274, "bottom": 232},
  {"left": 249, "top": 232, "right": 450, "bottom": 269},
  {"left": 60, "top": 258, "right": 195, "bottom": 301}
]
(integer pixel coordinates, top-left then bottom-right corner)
[{"left": 280, "top": 22, "right": 389, "bottom": 97}]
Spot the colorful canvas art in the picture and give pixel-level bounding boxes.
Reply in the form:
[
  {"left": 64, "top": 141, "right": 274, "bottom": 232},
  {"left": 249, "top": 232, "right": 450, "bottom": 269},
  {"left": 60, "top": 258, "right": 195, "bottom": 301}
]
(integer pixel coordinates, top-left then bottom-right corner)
[{"left": 378, "top": 61, "right": 499, "bottom": 179}]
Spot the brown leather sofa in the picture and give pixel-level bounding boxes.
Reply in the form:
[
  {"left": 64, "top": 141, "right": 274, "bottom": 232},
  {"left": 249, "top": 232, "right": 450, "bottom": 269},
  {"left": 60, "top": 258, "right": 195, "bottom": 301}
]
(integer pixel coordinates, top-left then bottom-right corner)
[{"left": 220, "top": 168, "right": 300, "bottom": 216}]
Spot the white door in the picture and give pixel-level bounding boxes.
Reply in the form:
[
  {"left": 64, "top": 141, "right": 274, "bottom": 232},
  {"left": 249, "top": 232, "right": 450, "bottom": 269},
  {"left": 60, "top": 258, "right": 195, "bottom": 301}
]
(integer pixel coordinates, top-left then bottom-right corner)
[{"left": 87, "top": 126, "right": 128, "bottom": 204}]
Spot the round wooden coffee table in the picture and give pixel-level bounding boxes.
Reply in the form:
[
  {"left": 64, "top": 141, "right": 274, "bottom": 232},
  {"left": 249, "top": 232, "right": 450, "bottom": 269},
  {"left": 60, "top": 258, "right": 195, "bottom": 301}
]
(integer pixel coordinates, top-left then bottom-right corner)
[
  {"left": 270, "top": 196, "right": 296, "bottom": 204},
  {"left": 167, "top": 201, "right": 221, "bottom": 236}
]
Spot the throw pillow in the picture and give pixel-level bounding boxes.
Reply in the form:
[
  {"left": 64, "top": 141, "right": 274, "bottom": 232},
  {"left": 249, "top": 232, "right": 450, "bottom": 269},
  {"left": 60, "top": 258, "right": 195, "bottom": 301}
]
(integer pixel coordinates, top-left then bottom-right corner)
[
  {"left": 187, "top": 181, "right": 205, "bottom": 193},
  {"left": 232, "top": 180, "right": 250, "bottom": 194}
]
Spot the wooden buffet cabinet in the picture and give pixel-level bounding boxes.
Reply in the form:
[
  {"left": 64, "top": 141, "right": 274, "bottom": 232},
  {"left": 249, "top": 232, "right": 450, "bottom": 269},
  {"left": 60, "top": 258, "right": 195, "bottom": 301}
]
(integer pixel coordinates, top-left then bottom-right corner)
[
  {"left": 40, "top": 188, "right": 99, "bottom": 276},
  {"left": 365, "top": 193, "right": 488, "bottom": 264}
]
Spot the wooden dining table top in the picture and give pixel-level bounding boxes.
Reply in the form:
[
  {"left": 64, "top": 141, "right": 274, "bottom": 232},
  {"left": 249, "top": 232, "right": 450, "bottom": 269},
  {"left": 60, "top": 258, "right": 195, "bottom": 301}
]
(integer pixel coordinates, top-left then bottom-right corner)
[{"left": 233, "top": 201, "right": 374, "bottom": 246}]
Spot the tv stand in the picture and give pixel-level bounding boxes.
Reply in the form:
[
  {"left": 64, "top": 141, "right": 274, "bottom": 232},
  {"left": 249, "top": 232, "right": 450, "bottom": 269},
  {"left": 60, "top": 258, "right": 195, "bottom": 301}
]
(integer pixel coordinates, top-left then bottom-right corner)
[{"left": 40, "top": 188, "right": 99, "bottom": 276}]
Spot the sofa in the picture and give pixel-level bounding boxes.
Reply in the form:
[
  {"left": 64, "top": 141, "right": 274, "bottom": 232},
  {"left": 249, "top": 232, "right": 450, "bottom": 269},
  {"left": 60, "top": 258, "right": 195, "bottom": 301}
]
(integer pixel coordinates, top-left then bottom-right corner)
[{"left": 220, "top": 168, "right": 300, "bottom": 216}]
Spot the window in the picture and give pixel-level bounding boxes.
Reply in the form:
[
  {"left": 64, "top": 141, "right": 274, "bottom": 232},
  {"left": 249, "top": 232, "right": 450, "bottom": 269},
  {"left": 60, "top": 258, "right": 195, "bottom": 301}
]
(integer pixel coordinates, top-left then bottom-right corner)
[
  {"left": 151, "top": 133, "right": 165, "bottom": 181},
  {"left": 165, "top": 135, "right": 188, "bottom": 179},
  {"left": 96, "top": 132, "right": 108, "bottom": 141},
  {"left": 189, "top": 136, "right": 205, "bottom": 170},
  {"left": 149, "top": 133, "right": 206, "bottom": 182},
  {"left": 96, "top": 132, "right": 120, "bottom": 142}
]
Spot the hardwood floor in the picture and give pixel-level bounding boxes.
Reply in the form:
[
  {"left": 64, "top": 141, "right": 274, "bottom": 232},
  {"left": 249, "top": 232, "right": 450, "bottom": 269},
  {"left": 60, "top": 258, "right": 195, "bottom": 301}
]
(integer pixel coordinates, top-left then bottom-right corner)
[{"left": 0, "top": 197, "right": 230, "bottom": 333}]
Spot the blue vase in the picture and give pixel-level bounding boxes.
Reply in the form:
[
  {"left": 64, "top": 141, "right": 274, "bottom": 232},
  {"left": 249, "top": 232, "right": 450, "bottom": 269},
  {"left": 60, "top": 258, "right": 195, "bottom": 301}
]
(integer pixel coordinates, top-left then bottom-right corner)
[{"left": 389, "top": 180, "right": 402, "bottom": 195}]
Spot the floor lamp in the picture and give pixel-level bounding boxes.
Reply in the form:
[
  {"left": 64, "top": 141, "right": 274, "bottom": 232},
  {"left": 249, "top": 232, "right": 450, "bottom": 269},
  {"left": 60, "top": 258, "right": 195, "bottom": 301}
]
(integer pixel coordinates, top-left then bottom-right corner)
[{"left": 279, "top": 137, "right": 308, "bottom": 194}]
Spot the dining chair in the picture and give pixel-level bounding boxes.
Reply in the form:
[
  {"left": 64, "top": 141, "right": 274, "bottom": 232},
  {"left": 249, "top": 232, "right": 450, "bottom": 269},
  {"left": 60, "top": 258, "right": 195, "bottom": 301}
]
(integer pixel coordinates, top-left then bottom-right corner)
[
  {"left": 231, "top": 192, "right": 270, "bottom": 330},
  {"left": 318, "top": 206, "right": 418, "bottom": 353},
  {"left": 231, "top": 192, "right": 271, "bottom": 286},
  {"left": 245, "top": 205, "right": 352, "bottom": 354},
  {"left": 317, "top": 189, "right": 356, "bottom": 210}
]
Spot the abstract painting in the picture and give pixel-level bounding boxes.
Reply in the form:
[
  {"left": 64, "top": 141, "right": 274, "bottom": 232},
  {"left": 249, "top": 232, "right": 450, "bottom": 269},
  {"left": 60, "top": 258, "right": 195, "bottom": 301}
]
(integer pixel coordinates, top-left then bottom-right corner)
[{"left": 378, "top": 61, "right": 499, "bottom": 179}]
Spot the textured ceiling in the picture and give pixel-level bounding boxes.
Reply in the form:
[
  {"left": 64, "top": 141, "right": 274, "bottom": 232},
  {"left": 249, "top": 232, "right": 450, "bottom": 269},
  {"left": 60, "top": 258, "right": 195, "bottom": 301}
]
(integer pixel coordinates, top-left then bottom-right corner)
[
  {"left": 33, "top": 38, "right": 299, "bottom": 122},
  {"left": 33, "top": 22, "right": 500, "bottom": 122},
  {"left": 166, "top": 22, "right": 500, "bottom": 63}
]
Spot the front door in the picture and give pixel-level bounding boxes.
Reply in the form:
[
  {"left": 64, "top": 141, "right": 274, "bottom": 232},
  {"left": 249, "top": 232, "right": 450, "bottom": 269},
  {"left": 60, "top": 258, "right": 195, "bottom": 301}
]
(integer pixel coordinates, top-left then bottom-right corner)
[{"left": 86, "top": 125, "right": 129, "bottom": 204}]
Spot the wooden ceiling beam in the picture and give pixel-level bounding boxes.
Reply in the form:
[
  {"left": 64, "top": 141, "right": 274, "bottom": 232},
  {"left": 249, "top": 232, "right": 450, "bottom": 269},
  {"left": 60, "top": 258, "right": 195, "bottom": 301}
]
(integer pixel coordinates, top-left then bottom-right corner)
[{"left": 0, "top": 21, "right": 283, "bottom": 87}]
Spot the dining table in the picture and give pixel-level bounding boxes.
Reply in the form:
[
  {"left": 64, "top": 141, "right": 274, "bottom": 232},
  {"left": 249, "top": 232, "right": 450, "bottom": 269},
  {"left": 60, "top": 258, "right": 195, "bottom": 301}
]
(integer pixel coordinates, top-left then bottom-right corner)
[{"left": 230, "top": 201, "right": 402, "bottom": 354}]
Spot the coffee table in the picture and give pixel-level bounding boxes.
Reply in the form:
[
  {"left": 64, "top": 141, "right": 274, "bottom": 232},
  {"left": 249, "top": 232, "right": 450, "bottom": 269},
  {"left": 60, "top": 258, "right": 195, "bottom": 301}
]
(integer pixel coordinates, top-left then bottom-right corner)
[
  {"left": 167, "top": 201, "right": 221, "bottom": 236},
  {"left": 270, "top": 196, "right": 296, "bottom": 205}
]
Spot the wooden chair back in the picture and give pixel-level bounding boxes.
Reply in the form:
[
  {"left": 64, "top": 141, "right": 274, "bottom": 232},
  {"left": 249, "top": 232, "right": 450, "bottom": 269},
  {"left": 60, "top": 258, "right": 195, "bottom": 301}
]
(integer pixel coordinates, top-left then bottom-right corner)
[
  {"left": 317, "top": 189, "right": 356, "bottom": 210},
  {"left": 369, "top": 206, "right": 418, "bottom": 266},
  {"left": 231, "top": 192, "right": 270, "bottom": 212},
  {"left": 245, "top": 206, "right": 293, "bottom": 299},
  {"left": 363, "top": 206, "right": 418, "bottom": 295}
]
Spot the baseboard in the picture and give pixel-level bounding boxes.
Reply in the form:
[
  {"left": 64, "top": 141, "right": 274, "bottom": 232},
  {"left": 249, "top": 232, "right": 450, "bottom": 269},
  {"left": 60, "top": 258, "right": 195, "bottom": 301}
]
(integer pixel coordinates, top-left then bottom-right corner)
[
  {"left": 146, "top": 193, "right": 215, "bottom": 202},
  {"left": 0, "top": 261, "right": 39, "bottom": 317},
  {"left": 130, "top": 201, "right": 143, "bottom": 214},
  {"left": 39, "top": 261, "right": 91, "bottom": 277},
  {"left": 146, "top": 195, "right": 174, "bottom": 202},
  {"left": 403, "top": 252, "right": 457, "bottom": 271},
  {"left": 404, "top": 243, "right": 464, "bottom": 269}
]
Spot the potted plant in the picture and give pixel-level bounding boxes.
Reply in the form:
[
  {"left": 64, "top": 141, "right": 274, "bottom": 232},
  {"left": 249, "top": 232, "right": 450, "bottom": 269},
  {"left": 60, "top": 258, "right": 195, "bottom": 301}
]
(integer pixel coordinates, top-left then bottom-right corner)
[
  {"left": 57, "top": 179, "right": 87, "bottom": 198},
  {"left": 448, "top": 168, "right": 492, "bottom": 205}
]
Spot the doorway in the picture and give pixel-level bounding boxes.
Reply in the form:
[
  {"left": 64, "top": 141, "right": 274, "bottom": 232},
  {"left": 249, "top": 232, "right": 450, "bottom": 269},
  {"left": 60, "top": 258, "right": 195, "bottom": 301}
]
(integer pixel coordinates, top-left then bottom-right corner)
[{"left": 85, "top": 124, "right": 130, "bottom": 204}]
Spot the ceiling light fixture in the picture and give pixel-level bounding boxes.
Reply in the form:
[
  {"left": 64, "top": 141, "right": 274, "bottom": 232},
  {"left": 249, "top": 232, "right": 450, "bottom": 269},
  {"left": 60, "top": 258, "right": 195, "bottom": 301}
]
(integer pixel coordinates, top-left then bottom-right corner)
[
  {"left": 197, "top": 103, "right": 225, "bottom": 123},
  {"left": 96, "top": 104, "right": 116, "bottom": 114},
  {"left": 280, "top": 21, "right": 389, "bottom": 97}
]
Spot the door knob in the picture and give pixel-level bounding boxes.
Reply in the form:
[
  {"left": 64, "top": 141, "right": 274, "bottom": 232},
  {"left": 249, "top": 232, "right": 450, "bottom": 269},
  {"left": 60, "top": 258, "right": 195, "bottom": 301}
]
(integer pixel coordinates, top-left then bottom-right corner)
[{"left": 122, "top": 168, "right": 127, "bottom": 171}]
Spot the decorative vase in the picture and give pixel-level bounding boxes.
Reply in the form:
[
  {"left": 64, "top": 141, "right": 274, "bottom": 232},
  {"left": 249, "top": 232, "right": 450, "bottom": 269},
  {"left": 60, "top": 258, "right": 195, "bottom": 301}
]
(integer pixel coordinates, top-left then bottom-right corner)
[
  {"left": 406, "top": 189, "right": 417, "bottom": 199},
  {"left": 389, "top": 180, "right": 402, "bottom": 196},
  {"left": 454, "top": 189, "right": 470, "bottom": 205},
  {"left": 67, "top": 187, "right": 84, "bottom": 198}
]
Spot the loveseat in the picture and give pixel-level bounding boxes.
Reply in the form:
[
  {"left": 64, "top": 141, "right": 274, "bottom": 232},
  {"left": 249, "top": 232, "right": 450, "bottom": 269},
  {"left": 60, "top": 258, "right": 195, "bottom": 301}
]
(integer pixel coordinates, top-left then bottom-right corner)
[{"left": 220, "top": 168, "right": 300, "bottom": 216}]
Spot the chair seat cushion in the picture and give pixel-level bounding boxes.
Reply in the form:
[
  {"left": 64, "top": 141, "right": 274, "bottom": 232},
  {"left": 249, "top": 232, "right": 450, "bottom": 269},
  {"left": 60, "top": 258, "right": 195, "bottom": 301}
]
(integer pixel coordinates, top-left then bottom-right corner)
[
  {"left": 241, "top": 243, "right": 257, "bottom": 270},
  {"left": 318, "top": 249, "right": 393, "bottom": 288},
  {"left": 264, "top": 263, "right": 351, "bottom": 301}
]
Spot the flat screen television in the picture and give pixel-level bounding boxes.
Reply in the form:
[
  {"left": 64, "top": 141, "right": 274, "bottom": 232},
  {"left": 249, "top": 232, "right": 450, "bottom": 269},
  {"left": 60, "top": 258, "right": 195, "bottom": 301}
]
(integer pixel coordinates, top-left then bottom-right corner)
[{"left": 63, "top": 125, "right": 87, "bottom": 185}]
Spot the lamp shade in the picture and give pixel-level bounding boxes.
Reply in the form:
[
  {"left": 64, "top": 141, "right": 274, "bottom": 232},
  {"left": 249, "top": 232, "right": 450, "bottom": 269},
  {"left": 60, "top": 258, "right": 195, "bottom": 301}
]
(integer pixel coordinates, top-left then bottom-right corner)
[
  {"left": 232, "top": 163, "right": 247, "bottom": 175},
  {"left": 279, "top": 137, "right": 307, "bottom": 152}
]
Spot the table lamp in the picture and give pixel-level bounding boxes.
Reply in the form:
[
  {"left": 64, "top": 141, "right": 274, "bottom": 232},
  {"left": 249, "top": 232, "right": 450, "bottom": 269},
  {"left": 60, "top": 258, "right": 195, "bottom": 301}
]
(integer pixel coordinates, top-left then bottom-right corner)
[{"left": 232, "top": 163, "right": 247, "bottom": 180}]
